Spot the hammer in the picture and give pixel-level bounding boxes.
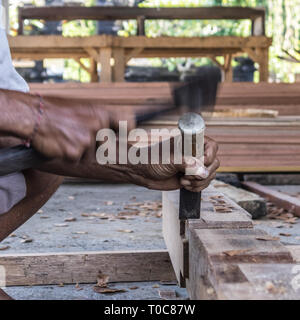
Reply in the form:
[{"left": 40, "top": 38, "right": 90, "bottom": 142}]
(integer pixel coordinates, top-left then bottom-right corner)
[
  {"left": 0, "top": 67, "right": 220, "bottom": 177},
  {"left": 178, "top": 112, "right": 205, "bottom": 220}
]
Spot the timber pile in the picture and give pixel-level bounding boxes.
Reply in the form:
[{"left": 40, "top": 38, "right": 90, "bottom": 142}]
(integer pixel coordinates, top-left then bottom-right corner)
[
  {"left": 29, "top": 82, "right": 300, "bottom": 115},
  {"left": 163, "top": 186, "right": 300, "bottom": 300},
  {"left": 29, "top": 82, "right": 300, "bottom": 173}
]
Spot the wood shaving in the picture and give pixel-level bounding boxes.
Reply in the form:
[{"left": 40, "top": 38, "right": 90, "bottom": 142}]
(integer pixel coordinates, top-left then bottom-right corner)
[
  {"left": 223, "top": 249, "right": 251, "bottom": 257},
  {"left": 256, "top": 236, "right": 280, "bottom": 241}
]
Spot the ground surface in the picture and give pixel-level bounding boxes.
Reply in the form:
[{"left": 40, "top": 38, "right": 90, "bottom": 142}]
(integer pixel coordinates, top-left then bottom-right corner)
[{"left": 2, "top": 183, "right": 300, "bottom": 300}]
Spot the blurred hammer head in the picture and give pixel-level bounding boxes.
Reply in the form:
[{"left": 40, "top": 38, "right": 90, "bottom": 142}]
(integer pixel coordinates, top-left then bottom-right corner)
[{"left": 173, "top": 66, "right": 221, "bottom": 113}]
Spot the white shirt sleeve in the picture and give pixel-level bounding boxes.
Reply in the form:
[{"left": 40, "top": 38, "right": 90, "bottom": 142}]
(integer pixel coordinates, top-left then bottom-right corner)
[{"left": 0, "top": 1, "right": 28, "bottom": 214}]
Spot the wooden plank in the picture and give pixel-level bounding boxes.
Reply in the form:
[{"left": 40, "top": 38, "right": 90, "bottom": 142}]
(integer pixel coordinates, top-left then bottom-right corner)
[
  {"left": 186, "top": 228, "right": 293, "bottom": 299},
  {"left": 0, "top": 250, "right": 175, "bottom": 286},
  {"left": 211, "top": 180, "right": 267, "bottom": 219},
  {"left": 162, "top": 191, "right": 186, "bottom": 287},
  {"left": 242, "top": 182, "right": 300, "bottom": 217},
  {"left": 8, "top": 35, "right": 272, "bottom": 51},
  {"left": 162, "top": 186, "right": 253, "bottom": 287},
  {"left": 100, "top": 48, "right": 113, "bottom": 83},
  {"left": 286, "top": 245, "right": 300, "bottom": 262},
  {"left": 190, "top": 228, "right": 293, "bottom": 264},
  {"left": 217, "top": 264, "right": 300, "bottom": 300},
  {"left": 19, "top": 6, "right": 266, "bottom": 22},
  {"left": 112, "top": 48, "right": 126, "bottom": 82}
]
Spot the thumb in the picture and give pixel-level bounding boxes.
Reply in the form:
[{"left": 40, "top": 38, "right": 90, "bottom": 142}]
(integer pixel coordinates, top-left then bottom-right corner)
[{"left": 175, "top": 156, "right": 209, "bottom": 179}]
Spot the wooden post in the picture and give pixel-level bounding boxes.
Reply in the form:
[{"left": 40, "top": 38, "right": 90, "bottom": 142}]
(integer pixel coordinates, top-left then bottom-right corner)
[
  {"left": 137, "top": 16, "right": 145, "bottom": 36},
  {"left": 89, "top": 58, "right": 98, "bottom": 82},
  {"left": 112, "top": 48, "right": 126, "bottom": 82},
  {"left": 251, "top": 15, "right": 265, "bottom": 36},
  {"left": 258, "top": 48, "right": 269, "bottom": 82},
  {"left": 17, "top": 6, "right": 24, "bottom": 35},
  {"left": 224, "top": 54, "right": 233, "bottom": 82},
  {"left": 100, "top": 48, "right": 113, "bottom": 83}
]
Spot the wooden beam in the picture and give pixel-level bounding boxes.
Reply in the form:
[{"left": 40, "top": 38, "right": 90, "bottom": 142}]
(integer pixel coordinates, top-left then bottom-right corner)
[
  {"left": 162, "top": 186, "right": 253, "bottom": 286},
  {"left": 0, "top": 250, "right": 175, "bottom": 286},
  {"left": 163, "top": 185, "right": 297, "bottom": 299},
  {"left": 112, "top": 48, "right": 126, "bottom": 82},
  {"left": 224, "top": 54, "right": 233, "bottom": 82},
  {"left": 100, "top": 48, "right": 113, "bottom": 83},
  {"left": 258, "top": 47, "right": 269, "bottom": 82},
  {"left": 137, "top": 16, "right": 146, "bottom": 36},
  {"left": 8, "top": 35, "right": 272, "bottom": 50},
  {"left": 18, "top": 6, "right": 266, "bottom": 22},
  {"left": 242, "top": 182, "right": 300, "bottom": 217},
  {"left": 84, "top": 47, "right": 101, "bottom": 63},
  {"left": 211, "top": 180, "right": 267, "bottom": 219}
]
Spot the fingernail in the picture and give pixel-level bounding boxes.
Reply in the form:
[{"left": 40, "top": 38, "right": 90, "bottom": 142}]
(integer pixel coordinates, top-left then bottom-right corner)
[
  {"left": 196, "top": 167, "right": 209, "bottom": 179},
  {"left": 181, "top": 179, "right": 191, "bottom": 186}
]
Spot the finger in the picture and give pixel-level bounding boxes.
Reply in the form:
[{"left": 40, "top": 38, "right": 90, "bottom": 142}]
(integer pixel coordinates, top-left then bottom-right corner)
[
  {"left": 204, "top": 137, "right": 218, "bottom": 166},
  {"left": 192, "top": 158, "right": 220, "bottom": 181},
  {"left": 184, "top": 179, "right": 212, "bottom": 193},
  {"left": 188, "top": 172, "right": 216, "bottom": 188}
]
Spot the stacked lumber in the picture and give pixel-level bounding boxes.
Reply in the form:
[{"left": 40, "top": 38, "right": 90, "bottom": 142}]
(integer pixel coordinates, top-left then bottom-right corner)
[
  {"left": 29, "top": 82, "right": 300, "bottom": 116},
  {"left": 163, "top": 186, "right": 300, "bottom": 300},
  {"left": 28, "top": 82, "right": 300, "bottom": 173}
]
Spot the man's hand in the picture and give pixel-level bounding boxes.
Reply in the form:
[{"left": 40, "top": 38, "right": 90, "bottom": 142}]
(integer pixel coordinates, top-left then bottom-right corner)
[
  {"left": 124, "top": 136, "right": 219, "bottom": 192},
  {"left": 0, "top": 90, "right": 135, "bottom": 161}
]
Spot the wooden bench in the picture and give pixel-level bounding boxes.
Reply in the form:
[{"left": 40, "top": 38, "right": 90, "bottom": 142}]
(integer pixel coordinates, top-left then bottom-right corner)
[
  {"left": 18, "top": 6, "right": 266, "bottom": 36},
  {"left": 12, "top": 6, "right": 271, "bottom": 82}
]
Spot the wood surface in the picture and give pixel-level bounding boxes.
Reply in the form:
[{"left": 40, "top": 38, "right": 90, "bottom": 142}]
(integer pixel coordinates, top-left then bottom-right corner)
[{"left": 0, "top": 250, "right": 175, "bottom": 286}]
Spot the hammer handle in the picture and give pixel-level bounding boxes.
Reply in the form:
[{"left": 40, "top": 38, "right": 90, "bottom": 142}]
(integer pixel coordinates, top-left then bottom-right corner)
[{"left": 0, "top": 145, "right": 46, "bottom": 177}]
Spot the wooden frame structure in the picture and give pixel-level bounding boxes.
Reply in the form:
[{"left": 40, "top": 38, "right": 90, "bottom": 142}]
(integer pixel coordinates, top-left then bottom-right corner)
[
  {"left": 9, "top": 34, "right": 272, "bottom": 83},
  {"left": 12, "top": 6, "right": 271, "bottom": 82}
]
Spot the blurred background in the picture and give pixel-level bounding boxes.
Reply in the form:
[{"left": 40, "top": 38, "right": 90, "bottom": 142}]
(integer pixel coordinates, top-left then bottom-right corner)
[{"left": 6, "top": 0, "right": 300, "bottom": 83}]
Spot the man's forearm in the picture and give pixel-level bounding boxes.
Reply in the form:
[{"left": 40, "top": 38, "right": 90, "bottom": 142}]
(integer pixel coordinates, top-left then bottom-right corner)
[{"left": 0, "top": 89, "right": 37, "bottom": 139}]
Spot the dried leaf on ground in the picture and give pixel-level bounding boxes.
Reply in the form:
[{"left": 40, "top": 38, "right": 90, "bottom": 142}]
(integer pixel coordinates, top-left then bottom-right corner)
[
  {"left": 160, "top": 280, "right": 177, "bottom": 286},
  {"left": 0, "top": 245, "right": 10, "bottom": 251},
  {"left": 64, "top": 217, "right": 77, "bottom": 222},
  {"left": 223, "top": 249, "right": 251, "bottom": 257},
  {"left": 75, "top": 283, "right": 83, "bottom": 291},
  {"left": 256, "top": 236, "right": 280, "bottom": 241},
  {"left": 81, "top": 213, "right": 90, "bottom": 217},
  {"left": 117, "top": 229, "right": 134, "bottom": 233},
  {"left": 265, "top": 281, "right": 286, "bottom": 295},
  {"left": 93, "top": 286, "right": 126, "bottom": 294},
  {"left": 97, "top": 274, "right": 110, "bottom": 288},
  {"left": 54, "top": 223, "right": 69, "bottom": 227},
  {"left": 20, "top": 237, "right": 33, "bottom": 243},
  {"left": 158, "top": 289, "right": 177, "bottom": 300}
]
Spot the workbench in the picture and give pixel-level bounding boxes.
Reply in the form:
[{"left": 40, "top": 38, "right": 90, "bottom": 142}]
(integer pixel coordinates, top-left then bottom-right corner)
[{"left": 10, "top": 6, "right": 272, "bottom": 82}]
